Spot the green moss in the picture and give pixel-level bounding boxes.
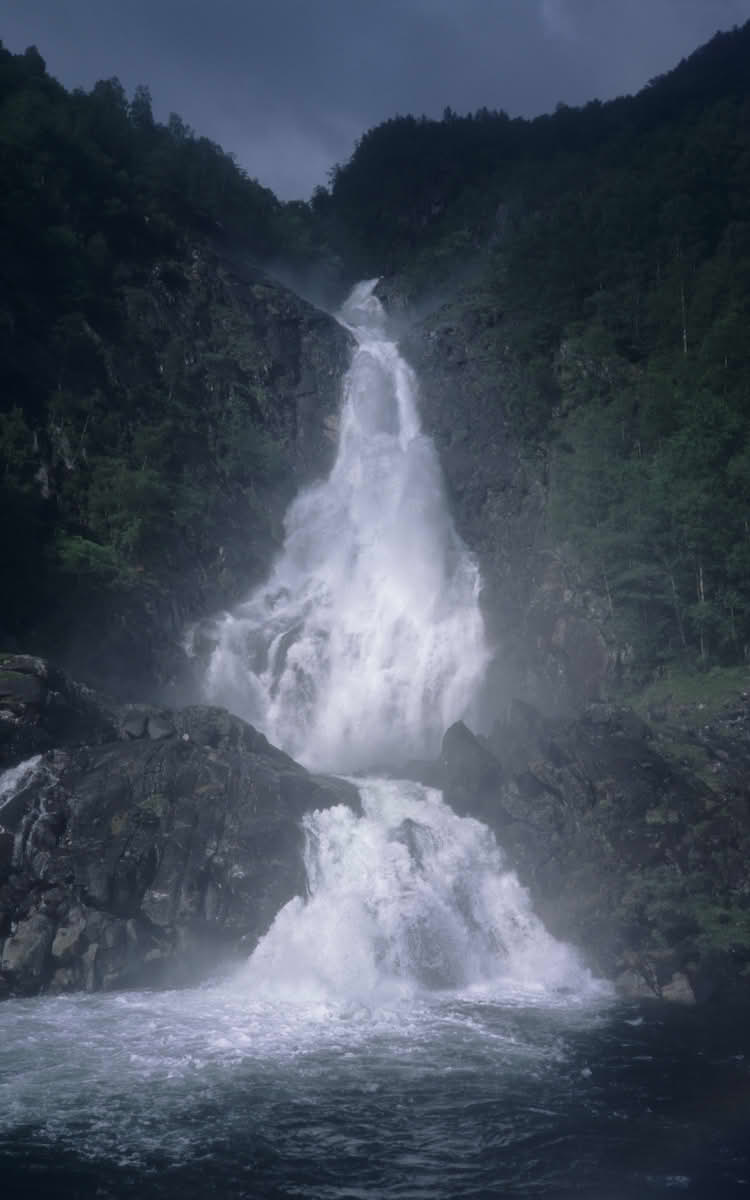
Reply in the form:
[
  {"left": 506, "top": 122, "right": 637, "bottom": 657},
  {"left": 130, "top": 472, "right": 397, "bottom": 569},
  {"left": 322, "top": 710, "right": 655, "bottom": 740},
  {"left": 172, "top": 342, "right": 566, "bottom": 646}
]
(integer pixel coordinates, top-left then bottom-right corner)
[
  {"left": 689, "top": 902, "right": 750, "bottom": 953},
  {"left": 645, "top": 806, "right": 680, "bottom": 825},
  {"left": 618, "top": 866, "right": 750, "bottom": 957},
  {"left": 652, "top": 736, "right": 717, "bottom": 789},
  {"left": 0, "top": 669, "right": 24, "bottom": 685},
  {"left": 138, "top": 792, "right": 168, "bottom": 817},
  {"left": 629, "top": 665, "right": 750, "bottom": 722}
]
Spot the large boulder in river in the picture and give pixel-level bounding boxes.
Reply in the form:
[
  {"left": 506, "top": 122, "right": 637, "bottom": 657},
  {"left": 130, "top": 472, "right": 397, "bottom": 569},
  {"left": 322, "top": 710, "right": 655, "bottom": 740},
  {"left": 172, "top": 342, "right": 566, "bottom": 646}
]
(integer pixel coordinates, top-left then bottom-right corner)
[{"left": 0, "top": 678, "right": 358, "bottom": 999}]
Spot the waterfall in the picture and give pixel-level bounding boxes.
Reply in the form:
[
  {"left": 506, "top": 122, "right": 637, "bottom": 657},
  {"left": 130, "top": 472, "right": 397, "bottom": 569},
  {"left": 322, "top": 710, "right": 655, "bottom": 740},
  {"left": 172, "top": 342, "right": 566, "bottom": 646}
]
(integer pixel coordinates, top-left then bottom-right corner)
[
  {"left": 200, "top": 280, "right": 597, "bottom": 999},
  {"left": 201, "top": 279, "right": 489, "bottom": 773},
  {"left": 239, "top": 777, "right": 600, "bottom": 1002}
]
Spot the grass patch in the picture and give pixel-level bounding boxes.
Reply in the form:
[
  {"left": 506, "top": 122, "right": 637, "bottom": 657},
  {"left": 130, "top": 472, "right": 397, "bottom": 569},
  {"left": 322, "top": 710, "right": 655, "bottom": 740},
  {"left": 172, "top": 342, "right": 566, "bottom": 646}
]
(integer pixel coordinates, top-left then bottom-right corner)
[
  {"left": 627, "top": 664, "right": 750, "bottom": 723},
  {"left": 653, "top": 736, "right": 718, "bottom": 790},
  {"left": 691, "top": 902, "right": 750, "bottom": 954}
]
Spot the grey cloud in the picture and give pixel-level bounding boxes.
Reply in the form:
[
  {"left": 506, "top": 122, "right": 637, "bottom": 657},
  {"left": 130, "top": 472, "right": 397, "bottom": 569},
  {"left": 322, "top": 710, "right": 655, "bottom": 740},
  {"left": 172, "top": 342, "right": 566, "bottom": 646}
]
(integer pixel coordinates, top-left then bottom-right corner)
[{"left": 2, "top": 0, "right": 750, "bottom": 198}]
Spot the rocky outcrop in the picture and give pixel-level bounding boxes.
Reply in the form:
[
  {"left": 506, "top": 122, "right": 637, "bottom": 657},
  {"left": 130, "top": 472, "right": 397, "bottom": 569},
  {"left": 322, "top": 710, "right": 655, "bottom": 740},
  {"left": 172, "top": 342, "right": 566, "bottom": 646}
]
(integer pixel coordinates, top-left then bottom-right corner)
[
  {"left": 5, "top": 242, "right": 353, "bottom": 703},
  {"left": 398, "top": 291, "right": 612, "bottom": 718},
  {"left": 94, "top": 247, "right": 351, "bottom": 699},
  {"left": 0, "top": 654, "right": 117, "bottom": 770},
  {"left": 0, "top": 659, "right": 358, "bottom": 999},
  {"left": 428, "top": 708, "right": 750, "bottom": 1005}
]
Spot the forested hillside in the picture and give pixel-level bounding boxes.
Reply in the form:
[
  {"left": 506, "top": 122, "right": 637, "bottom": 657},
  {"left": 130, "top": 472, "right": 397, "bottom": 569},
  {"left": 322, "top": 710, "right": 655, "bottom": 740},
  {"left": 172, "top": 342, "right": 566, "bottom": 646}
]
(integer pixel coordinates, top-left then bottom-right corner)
[
  {"left": 3, "top": 22, "right": 750, "bottom": 695},
  {"left": 319, "top": 21, "right": 750, "bottom": 681},
  {"left": 0, "top": 42, "right": 346, "bottom": 692}
]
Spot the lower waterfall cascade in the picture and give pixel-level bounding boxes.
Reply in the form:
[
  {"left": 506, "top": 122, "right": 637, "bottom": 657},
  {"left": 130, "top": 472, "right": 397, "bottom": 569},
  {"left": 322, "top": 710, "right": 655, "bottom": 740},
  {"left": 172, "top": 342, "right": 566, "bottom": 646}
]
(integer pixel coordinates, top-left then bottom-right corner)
[{"left": 240, "top": 777, "right": 602, "bottom": 1003}]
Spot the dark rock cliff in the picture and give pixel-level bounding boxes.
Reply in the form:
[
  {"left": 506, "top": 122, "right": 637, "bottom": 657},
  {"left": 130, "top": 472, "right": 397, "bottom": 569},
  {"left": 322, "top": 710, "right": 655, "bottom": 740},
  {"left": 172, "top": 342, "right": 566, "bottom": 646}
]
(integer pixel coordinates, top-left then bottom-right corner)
[
  {"left": 428, "top": 709, "right": 750, "bottom": 1006},
  {"left": 5, "top": 241, "right": 352, "bottom": 703}
]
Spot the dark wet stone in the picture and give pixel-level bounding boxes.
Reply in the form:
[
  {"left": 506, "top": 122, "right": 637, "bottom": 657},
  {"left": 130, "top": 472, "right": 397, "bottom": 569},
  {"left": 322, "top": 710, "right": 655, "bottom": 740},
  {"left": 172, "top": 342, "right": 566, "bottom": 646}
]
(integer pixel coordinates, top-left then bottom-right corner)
[
  {"left": 435, "top": 704, "right": 750, "bottom": 1006},
  {"left": 122, "top": 715, "right": 147, "bottom": 740},
  {"left": 0, "top": 654, "right": 117, "bottom": 770},
  {"left": 0, "top": 673, "right": 360, "bottom": 999},
  {"left": 146, "top": 716, "right": 173, "bottom": 740}
]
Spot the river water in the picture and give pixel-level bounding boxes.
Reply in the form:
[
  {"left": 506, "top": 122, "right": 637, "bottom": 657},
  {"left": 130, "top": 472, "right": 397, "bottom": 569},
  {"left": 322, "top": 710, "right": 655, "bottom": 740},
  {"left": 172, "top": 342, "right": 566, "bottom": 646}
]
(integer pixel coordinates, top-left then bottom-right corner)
[
  {"left": 2, "top": 982, "right": 749, "bottom": 1198},
  {"left": 1, "top": 284, "right": 749, "bottom": 1196}
]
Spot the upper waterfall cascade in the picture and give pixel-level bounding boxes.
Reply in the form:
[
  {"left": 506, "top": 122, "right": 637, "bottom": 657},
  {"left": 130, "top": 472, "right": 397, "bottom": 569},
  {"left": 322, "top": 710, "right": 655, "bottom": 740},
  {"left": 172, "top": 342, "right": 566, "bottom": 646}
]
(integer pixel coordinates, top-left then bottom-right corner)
[{"left": 200, "top": 279, "right": 489, "bottom": 773}]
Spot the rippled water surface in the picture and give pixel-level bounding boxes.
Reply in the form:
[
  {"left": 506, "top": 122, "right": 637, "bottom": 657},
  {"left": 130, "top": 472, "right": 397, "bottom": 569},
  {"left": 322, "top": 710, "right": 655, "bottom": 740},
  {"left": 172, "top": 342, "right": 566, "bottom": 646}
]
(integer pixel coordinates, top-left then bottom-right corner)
[{"left": 2, "top": 984, "right": 749, "bottom": 1199}]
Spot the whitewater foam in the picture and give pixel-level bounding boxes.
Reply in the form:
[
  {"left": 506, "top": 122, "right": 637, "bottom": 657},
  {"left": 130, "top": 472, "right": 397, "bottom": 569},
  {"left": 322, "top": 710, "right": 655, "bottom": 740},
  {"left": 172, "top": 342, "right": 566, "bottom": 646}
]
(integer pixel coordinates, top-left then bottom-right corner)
[
  {"left": 237, "top": 778, "right": 604, "bottom": 1006},
  {"left": 201, "top": 280, "right": 488, "bottom": 772}
]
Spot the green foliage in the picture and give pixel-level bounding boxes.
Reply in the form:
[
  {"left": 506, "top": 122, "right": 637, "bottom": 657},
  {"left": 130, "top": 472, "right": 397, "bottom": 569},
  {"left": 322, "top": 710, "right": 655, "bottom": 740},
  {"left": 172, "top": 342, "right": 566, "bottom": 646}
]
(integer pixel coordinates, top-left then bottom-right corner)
[
  {"left": 4, "top": 23, "right": 750, "bottom": 687},
  {"left": 0, "top": 39, "right": 323, "bottom": 652},
  {"left": 54, "top": 533, "right": 137, "bottom": 586},
  {"left": 314, "top": 20, "right": 750, "bottom": 676},
  {"left": 630, "top": 663, "right": 750, "bottom": 719}
]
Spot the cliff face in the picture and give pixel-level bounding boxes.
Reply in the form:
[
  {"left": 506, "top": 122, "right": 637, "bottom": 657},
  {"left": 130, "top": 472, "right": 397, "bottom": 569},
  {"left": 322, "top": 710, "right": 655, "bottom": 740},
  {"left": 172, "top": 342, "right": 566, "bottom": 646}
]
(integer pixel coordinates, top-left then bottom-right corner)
[
  {"left": 387, "top": 285, "right": 750, "bottom": 1006},
  {"left": 432, "top": 706, "right": 750, "bottom": 1006},
  {"left": 6, "top": 242, "right": 352, "bottom": 701},
  {"left": 399, "top": 291, "right": 610, "bottom": 721}
]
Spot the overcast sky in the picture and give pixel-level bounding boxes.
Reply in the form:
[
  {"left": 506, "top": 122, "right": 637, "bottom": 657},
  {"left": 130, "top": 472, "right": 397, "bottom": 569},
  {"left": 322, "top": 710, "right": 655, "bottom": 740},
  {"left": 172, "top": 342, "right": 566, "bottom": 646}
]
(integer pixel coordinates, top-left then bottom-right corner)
[{"left": 2, "top": 0, "right": 750, "bottom": 199}]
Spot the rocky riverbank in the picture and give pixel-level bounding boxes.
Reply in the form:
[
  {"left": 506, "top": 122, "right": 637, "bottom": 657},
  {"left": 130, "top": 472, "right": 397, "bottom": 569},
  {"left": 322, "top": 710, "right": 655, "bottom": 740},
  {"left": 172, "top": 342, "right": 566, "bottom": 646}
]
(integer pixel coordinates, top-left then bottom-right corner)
[{"left": 413, "top": 700, "right": 750, "bottom": 1007}]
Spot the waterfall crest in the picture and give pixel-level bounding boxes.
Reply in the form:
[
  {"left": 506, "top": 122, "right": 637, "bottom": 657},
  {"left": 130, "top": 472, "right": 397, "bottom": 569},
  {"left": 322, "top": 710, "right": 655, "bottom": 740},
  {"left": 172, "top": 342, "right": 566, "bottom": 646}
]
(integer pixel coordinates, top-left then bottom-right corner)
[{"left": 200, "top": 280, "right": 489, "bottom": 773}]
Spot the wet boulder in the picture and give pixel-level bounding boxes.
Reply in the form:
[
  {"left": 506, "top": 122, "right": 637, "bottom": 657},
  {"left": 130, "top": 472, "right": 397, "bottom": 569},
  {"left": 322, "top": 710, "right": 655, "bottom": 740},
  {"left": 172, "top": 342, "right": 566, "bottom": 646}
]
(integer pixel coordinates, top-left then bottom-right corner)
[
  {"left": 0, "top": 654, "right": 117, "bottom": 769},
  {"left": 0, "top": 695, "right": 359, "bottom": 998}
]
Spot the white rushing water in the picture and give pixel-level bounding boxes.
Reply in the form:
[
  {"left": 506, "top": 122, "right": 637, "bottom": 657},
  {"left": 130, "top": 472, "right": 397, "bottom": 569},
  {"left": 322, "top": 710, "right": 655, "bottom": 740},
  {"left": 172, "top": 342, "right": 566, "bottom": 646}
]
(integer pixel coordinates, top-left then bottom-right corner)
[
  {"left": 201, "top": 280, "right": 489, "bottom": 773},
  {"left": 197, "top": 280, "right": 598, "bottom": 1006},
  {"left": 241, "top": 777, "right": 601, "bottom": 1005}
]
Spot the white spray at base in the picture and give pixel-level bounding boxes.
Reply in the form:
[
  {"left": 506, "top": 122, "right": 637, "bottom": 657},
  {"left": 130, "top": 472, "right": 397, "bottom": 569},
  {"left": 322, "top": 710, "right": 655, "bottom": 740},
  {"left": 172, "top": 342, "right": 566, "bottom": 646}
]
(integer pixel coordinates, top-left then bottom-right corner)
[
  {"left": 238, "top": 777, "right": 603, "bottom": 1004},
  {"left": 198, "top": 280, "right": 602, "bottom": 1003},
  {"left": 201, "top": 280, "right": 489, "bottom": 773}
]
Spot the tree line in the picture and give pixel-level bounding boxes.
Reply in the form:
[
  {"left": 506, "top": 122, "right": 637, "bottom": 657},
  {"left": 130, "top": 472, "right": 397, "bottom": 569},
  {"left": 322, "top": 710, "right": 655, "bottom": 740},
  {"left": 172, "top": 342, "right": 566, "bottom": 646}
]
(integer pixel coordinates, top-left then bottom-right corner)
[
  {"left": 316, "top": 22, "right": 750, "bottom": 671},
  {"left": 3, "top": 21, "right": 750, "bottom": 678}
]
